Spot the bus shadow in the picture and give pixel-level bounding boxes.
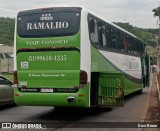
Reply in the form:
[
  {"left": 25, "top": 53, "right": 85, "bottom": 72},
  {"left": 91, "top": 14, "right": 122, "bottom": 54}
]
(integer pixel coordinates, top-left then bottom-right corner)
[
  {"left": 32, "top": 107, "right": 112, "bottom": 121},
  {"left": 25, "top": 90, "right": 148, "bottom": 122},
  {"left": 0, "top": 104, "right": 16, "bottom": 111},
  {"left": 124, "top": 89, "right": 147, "bottom": 101}
]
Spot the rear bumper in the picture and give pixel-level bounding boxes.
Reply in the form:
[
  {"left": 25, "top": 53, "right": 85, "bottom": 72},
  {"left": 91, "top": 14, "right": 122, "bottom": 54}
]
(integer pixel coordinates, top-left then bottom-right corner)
[{"left": 14, "top": 85, "right": 90, "bottom": 107}]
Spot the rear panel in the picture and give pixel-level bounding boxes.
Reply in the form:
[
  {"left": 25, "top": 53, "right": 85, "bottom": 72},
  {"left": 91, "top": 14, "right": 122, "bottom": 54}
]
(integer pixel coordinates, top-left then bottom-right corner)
[
  {"left": 17, "top": 48, "right": 80, "bottom": 88},
  {"left": 14, "top": 7, "right": 90, "bottom": 107}
]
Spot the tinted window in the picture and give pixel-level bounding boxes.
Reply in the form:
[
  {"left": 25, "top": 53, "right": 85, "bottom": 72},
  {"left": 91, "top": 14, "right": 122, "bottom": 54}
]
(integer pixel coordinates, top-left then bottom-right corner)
[
  {"left": 17, "top": 11, "right": 81, "bottom": 38},
  {"left": 111, "top": 27, "right": 117, "bottom": 50},
  {"left": 102, "top": 25, "right": 107, "bottom": 47},
  {"left": 88, "top": 14, "right": 145, "bottom": 57},
  {"left": 89, "top": 17, "right": 99, "bottom": 43}
]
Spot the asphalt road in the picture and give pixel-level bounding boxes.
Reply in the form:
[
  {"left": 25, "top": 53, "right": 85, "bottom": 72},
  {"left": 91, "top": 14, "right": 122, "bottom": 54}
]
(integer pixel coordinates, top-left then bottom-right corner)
[{"left": 0, "top": 85, "right": 151, "bottom": 131}]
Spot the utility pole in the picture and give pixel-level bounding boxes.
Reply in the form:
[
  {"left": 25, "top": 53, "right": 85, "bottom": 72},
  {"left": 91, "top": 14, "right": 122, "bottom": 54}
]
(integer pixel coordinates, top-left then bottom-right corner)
[{"left": 157, "top": 0, "right": 160, "bottom": 70}]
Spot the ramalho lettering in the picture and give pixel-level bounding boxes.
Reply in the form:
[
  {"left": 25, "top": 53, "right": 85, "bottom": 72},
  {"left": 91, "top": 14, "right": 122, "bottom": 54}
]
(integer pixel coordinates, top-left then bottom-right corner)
[{"left": 27, "top": 21, "right": 69, "bottom": 30}]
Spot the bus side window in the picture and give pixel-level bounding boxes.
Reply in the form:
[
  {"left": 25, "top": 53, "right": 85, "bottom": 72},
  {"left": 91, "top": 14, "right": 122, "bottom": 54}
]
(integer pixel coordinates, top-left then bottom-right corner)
[
  {"left": 116, "top": 30, "right": 121, "bottom": 51},
  {"left": 98, "top": 22, "right": 102, "bottom": 47},
  {"left": 102, "top": 25, "right": 107, "bottom": 47},
  {"left": 106, "top": 24, "right": 111, "bottom": 49},
  {"left": 111, "top": 27, "right": 117, "bottom": 50},
  {"left": 137, "top": 41, "right": 141, "bottom": 55},
  {"left": 102, "top": 25, "right": 107, "bottom": 48},
  {"left": 140, "top": 43, "right": 144, "bottom": 56},
  {"left": 89, "top": 19, "right": 95, "bottom": 33},
  {"left": 134, "top": 40, "right": 139, "bottom": 55},
  {"left": 98, "top": 22, "right": 107, "bottom": 48},
  {"left": 128, "top": 36, "right": 133, "bottom": 54},
  {"left": 123, "top": 36, "right": 128, "bottom": 53},
  {"left": 89, "top": 18, "right": 99, "bottom": 45},
  {"left": 131, "top": 38, "right": 136, "bottom": 55},
  {"left": 120, "top": 33, "right": 125, "bottom": 52}
]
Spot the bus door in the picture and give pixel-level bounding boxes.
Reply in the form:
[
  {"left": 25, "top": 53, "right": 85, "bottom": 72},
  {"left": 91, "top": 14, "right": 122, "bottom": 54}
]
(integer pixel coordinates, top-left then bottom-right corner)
[{"left": 98, "top": 73, "right": 124, "bottom": 106}]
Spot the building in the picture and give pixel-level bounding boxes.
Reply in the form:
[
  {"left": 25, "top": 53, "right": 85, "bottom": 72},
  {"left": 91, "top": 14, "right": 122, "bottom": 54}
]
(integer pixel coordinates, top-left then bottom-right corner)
[{"left": 0, "top": 44, "right": 13, "bottom": 73}]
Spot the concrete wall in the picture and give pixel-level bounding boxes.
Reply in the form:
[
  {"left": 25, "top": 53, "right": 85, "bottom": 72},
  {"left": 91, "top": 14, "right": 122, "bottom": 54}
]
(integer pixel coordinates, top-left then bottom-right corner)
[{"left": 0, "top": 58, "right": 13, "bottom": 73}]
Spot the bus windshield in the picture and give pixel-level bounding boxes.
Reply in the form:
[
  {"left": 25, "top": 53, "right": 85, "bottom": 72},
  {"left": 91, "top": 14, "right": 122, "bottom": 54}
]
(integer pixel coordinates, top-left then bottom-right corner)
[{"left": 17, "top": 9, "right": 81, "bottom": 38}]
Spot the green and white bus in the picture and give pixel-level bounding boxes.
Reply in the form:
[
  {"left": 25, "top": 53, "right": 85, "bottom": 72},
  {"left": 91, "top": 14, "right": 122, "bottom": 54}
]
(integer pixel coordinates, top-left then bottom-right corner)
[{"left": 14, "top": 6, "right": 149, "bottom": 107}]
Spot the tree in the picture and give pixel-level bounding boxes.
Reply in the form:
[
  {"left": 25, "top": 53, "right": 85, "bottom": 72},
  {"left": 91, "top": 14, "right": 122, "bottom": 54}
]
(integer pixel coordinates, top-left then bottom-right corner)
[
  {"left": 0, "top": 17, "right": 15, "bottom": 46},
  {"left": 153, "top": 7, "right": 160, "bottom": 17}
]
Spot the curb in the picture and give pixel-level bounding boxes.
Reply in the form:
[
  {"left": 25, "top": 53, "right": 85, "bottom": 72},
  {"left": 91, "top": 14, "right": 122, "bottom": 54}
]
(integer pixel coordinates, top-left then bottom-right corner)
[
  {"left": 156, "top": 75, "right": 160, "bottom": 102},
  {"left": 136, "top": 74, "right": 153, "bottom": 131}
]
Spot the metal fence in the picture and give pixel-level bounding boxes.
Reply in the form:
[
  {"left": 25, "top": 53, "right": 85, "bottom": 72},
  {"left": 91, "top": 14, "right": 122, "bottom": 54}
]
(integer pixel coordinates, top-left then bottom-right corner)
[{"left": 98, "top": 73, "right": 124, "bottom": 106}]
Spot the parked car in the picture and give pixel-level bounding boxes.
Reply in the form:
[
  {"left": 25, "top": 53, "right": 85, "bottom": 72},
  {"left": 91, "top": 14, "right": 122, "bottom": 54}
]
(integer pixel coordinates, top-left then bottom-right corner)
[{"left": 0, "top": 75, "right": 14, "bottom": 105}]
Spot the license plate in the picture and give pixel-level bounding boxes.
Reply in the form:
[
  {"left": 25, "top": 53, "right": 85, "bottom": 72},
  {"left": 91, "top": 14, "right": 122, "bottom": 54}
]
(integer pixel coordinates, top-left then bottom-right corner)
[{"left": 41, "top": 88, "right": 54, "bottom": 93}]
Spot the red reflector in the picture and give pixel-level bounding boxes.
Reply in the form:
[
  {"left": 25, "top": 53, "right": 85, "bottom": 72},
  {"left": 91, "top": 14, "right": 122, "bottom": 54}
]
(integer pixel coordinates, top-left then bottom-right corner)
[
  {"left": 79, "top": 94, "right": 84, "bottom": 97},
  {"left": 14, "top": 71, "right": 18, "bottom": 84},
  {"left": 22, "top": 86, "right": 26, "bottom": 88},
  {"left": 80, "top": 70, "right": 87, "bottom": 85},
  {"left": 15, "top": 94, "right": 19, "bottom": 96},
  {"left": 73, "top": 86, "right": 79, "bottom": 88}
]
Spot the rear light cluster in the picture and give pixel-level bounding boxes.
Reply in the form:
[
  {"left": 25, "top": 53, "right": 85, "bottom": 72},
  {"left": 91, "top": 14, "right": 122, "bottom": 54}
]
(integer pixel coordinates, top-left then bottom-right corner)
[
  {"left": 14, "top": 71, "right": 18, "bottom": 84},
  {"left": 80, "top": 70, "right": 88, "bottom": 85},
  {"left": 14, "top": 70, "right": 87, "bottom": 87}
]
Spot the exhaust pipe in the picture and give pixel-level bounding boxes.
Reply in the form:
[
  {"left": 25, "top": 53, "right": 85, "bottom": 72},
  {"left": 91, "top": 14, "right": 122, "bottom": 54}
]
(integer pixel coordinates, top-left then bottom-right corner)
[{"left": 67, "top": 96, "right": 75, "bottom": 103}]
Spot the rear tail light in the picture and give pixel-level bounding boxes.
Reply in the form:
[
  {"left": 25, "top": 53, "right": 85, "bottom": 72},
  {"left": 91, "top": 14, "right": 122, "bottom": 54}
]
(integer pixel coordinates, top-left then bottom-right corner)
[
  {"left": 80, "top": 70, "right": 87, "bottom": 85},
  {"left": 14, "top": 71, "right": 18, "bottom": 84},
  {"left": 22, "top": 86, "right": 26, "bottom": 88}
]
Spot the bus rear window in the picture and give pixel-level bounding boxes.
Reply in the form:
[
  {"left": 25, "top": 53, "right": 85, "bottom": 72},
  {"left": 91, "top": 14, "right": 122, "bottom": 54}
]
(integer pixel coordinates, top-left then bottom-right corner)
[{"left": 17, "top": 10, "right": 81, "bottom": 38}]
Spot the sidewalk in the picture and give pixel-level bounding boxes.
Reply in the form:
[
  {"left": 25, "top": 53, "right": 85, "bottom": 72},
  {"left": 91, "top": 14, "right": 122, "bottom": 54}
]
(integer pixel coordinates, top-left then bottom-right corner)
[
  {"left": 157, "top": 73, "right": 160, "bottom": 103},
  {"left": 143, "top": 73, "right": 160, "bottom": 131}
]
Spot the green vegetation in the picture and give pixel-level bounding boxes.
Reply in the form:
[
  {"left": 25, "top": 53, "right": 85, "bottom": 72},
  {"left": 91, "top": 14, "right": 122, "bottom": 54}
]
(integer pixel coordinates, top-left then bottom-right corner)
[
  {"left": 152, "top": 7, "right": 160, "bottom": 17},
  {"left": 0, "top": 17, "right": 15, "bottom": 46}
]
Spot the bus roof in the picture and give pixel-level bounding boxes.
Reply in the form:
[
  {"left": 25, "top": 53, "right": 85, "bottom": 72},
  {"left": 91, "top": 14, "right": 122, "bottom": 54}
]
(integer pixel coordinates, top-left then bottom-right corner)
[{"left": 17, "top": 5, "right": 146, "bottom": 45}]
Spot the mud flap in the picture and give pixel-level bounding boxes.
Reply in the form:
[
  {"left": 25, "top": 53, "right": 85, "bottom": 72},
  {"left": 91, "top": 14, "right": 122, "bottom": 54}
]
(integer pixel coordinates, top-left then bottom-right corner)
[{"left": 98, "top": 73, "right": 124, "bottom": 106}]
